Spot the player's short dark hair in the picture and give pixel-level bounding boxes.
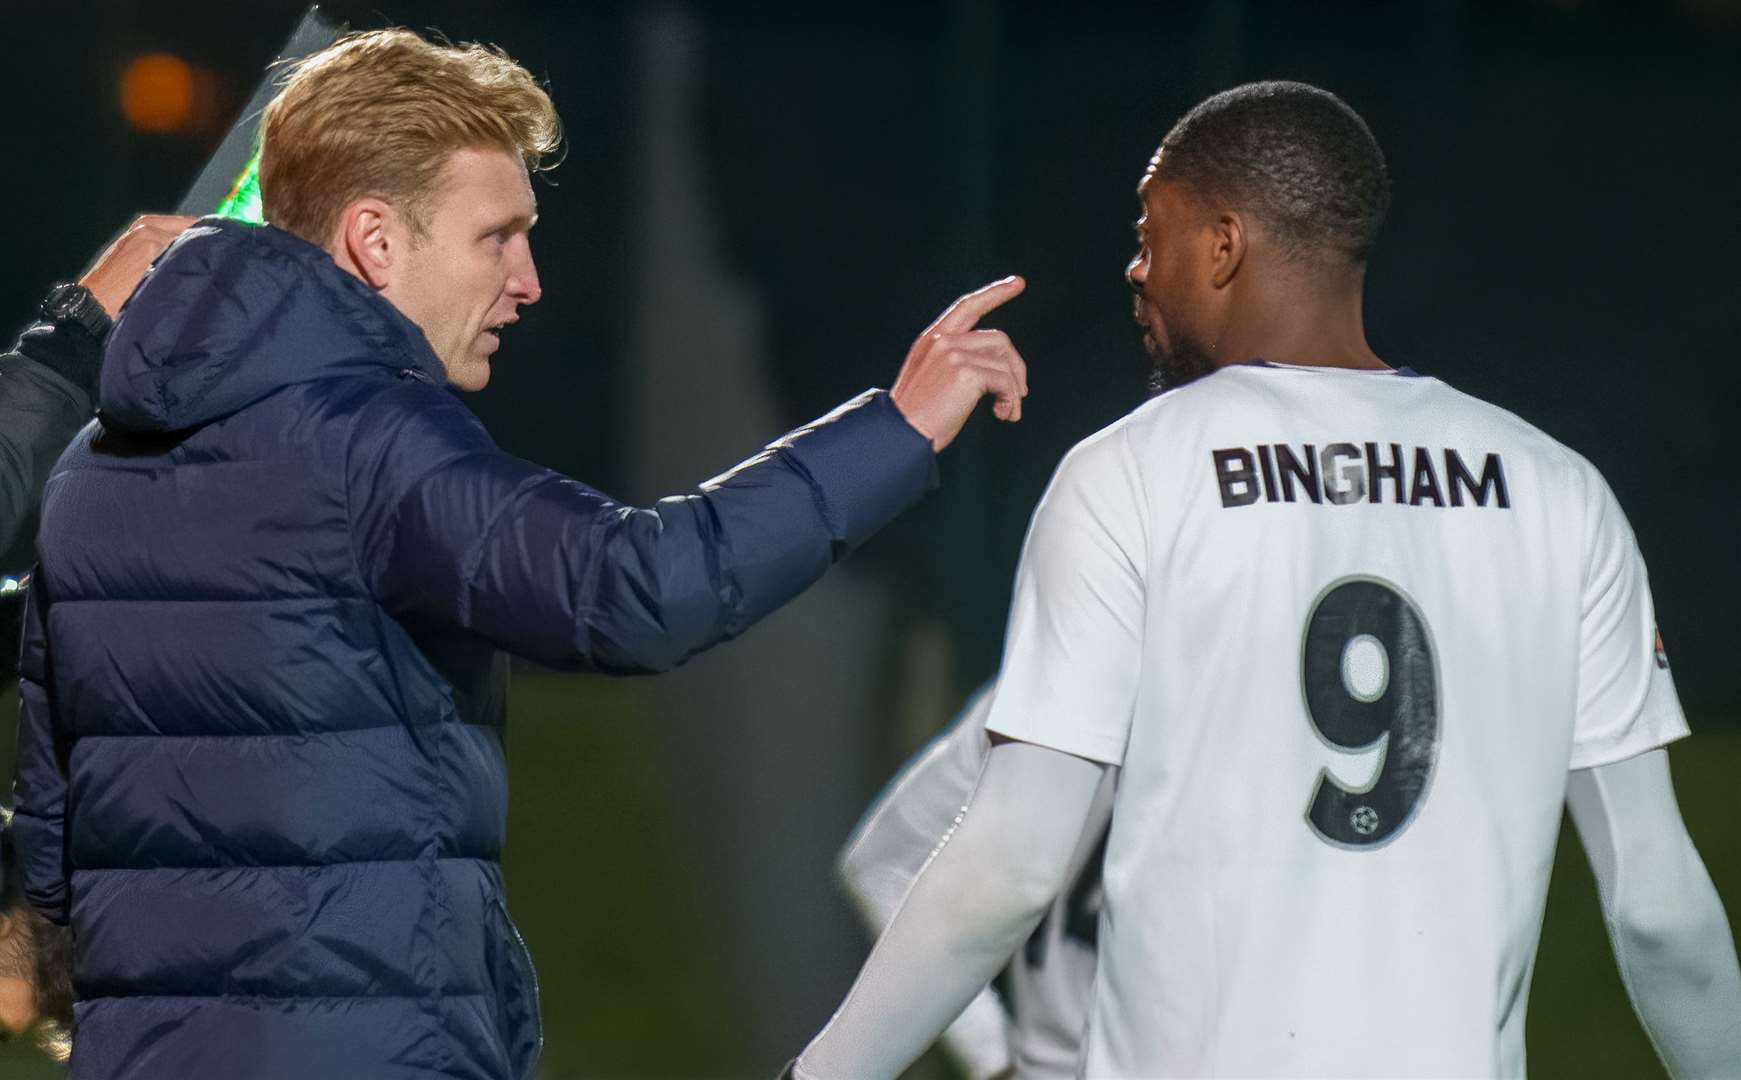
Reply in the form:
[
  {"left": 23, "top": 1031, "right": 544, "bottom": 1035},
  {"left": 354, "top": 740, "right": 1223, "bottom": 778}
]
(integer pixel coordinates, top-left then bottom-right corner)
[{"left": 1160, "top": 81, "right": 1391, "bottom": 265}]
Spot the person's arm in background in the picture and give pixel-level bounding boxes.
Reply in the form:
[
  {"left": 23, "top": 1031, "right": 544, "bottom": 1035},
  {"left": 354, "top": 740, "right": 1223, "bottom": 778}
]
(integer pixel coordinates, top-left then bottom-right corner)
[
  {"left": 0, "top": 216, "right": 194, "bottom": 687},
  {"left": 0, "top": 216, "right": 195, "bottom": 559},
  {"left": 1566, "top": 749, "right": 1741, "bottom": 1078},
  {"left": 796, "top": 739, "right": 1107, "bottom": 1079},
  {"left": 348, "top": 278, "right": 1031, "bottom": 674},
  {"left": 837, "top": 686, "right": 1016, "bottom": 1080}
]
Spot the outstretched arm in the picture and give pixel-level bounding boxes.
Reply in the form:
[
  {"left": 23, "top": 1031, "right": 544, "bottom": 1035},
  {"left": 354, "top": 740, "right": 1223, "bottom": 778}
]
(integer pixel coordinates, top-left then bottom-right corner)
[
  {"left": 348, "top": 279, "right": 1029, "bottom": 674},
  {"left": 350, "top": 384, "right": 936, "bottom": 673},
  {"left": 1566, "top": 748, "right": 1741, "bottom": 1077},
  {"left": 837, "top": 687, "right": 1014, "bottom": 1080},
  {"left": 797, "top": 739, "right": 1107, "bottom": 1080}
]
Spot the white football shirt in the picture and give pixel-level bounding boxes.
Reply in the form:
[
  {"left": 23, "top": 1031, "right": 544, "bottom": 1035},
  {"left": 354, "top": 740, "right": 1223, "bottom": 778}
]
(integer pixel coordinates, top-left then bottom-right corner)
[{"left": 984, "top": 362, "right": 1688, "bottom": 1078}]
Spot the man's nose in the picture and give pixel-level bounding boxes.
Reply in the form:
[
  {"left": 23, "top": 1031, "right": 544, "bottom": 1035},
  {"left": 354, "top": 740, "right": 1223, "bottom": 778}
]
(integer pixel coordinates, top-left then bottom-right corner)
[
  {"left": 510, "top": 246, "right": 542, "bottom": 306},
  {"left": 1125, "top": 252, "right": 1147, "bottom": 291}
]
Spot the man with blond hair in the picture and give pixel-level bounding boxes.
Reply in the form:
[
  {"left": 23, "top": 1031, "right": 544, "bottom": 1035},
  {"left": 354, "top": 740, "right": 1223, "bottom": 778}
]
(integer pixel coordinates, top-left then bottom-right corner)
[{"left": 10, "top": 29, "right": 1029, "bottom": 1080}]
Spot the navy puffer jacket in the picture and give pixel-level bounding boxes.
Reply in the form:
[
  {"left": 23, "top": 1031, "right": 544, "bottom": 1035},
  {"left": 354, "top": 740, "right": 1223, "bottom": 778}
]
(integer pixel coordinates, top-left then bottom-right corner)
[{"left": 11, "top": 219, "right": 933, "bottom": 1079}]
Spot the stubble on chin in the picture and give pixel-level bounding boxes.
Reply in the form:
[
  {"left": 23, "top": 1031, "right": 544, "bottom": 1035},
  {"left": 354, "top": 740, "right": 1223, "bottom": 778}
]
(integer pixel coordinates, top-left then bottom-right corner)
[
  {"left": 1145, "top": 336, "right": 1220, "bottom": 398},
  {"left": 441, "top": 351, "right": 492, "bottom": 392},
  {"left": 1134, "top": 292, "right": 1218, "bottom": 397}
]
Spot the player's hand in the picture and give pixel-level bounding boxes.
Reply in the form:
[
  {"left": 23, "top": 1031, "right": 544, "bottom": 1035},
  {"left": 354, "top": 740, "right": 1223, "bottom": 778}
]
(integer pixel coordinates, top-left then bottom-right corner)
[
  {"left": 79, "top": 214, "right": 199, "bottom": 318},
  {"left": 890, "top": 275, "right": 1029, "bottom": 452}
]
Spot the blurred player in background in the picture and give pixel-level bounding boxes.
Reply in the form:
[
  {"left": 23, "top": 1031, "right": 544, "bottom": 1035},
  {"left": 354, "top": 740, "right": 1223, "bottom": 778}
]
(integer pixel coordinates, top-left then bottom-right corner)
[
  {"left": 838, "top": 683, "right": 1110, "bottom": 1079},
  {"left": 792, "top": 81, "right": 1741, "bottom": 1078},
  {"left": 11, "top": 27, "right": 1028, "bottom": 1080}
]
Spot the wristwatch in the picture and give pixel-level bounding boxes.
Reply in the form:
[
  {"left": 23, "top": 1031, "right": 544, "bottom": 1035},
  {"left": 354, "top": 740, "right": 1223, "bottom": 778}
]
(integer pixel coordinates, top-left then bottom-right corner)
[{"left": 40, "top": 281, "right": 113, "bottom": 339}]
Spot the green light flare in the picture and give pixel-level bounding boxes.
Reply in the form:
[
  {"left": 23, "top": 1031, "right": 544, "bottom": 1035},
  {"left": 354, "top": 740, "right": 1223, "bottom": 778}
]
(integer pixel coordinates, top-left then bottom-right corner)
[{"left": 214, "top": 148, "right": 264, "bottom": 224}]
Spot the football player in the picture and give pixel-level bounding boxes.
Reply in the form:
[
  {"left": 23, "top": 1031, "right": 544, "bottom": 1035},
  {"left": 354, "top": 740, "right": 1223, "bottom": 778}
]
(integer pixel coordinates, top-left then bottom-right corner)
[{"left": 790, "top": 81, "right": 1741, "bottom": 1078}]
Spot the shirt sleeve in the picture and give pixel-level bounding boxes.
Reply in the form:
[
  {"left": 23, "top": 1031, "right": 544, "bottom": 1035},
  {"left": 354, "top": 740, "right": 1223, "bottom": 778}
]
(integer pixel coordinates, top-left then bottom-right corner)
[
  {"left": 838, "top": 686, "right": 995, "bottom": 923},
  {"left": 1568, "top": 466, "right": 1690, "bottom": 770},
  {"left": 985, "top": 423, "right": 1147, "bottom": 767}
]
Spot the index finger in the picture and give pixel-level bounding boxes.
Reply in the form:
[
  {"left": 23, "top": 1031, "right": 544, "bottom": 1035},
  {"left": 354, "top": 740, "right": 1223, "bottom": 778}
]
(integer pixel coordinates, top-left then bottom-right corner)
[{"left": 927, "top": 275, "right": 1027, "bottom": 335}]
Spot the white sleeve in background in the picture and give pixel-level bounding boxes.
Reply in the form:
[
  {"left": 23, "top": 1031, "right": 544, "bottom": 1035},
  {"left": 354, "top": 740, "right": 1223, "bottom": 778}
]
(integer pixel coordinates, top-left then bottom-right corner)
[
  {"left": 798, "top": 741, "right": 1109, "bottom": 1080},
  {"left": 1570, "top": 468, "right": 1690, "bottom": 768},
  {"left": 838, "top": 686, "right": 997, "bottom": 925},
  {"left": 1566, "top": 748, "right": 1741, "bottom": 1078},
  {"left": 836, "top": 686, "right": 1015, "bottom": 1080}
]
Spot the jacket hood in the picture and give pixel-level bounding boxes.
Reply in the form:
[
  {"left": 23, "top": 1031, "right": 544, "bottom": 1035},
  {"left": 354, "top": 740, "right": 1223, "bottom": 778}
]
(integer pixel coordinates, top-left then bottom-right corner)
[{"left": 99, "top": 217, "right": 447, "bottom": 432}]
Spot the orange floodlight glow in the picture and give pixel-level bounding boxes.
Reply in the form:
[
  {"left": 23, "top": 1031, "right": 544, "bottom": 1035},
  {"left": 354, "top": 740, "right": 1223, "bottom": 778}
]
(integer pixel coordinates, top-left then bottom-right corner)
[{"left": 120, "top": 53, "right": 197, "bottom": 133}]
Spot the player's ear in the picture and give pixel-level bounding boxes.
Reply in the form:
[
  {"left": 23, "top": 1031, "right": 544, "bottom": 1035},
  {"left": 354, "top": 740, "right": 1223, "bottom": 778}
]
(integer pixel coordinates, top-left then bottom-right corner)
[
  {"left": 1209, "top": 210, "right": 1245, "bottom": 290},
  {"left": 336, "top": 198, "right": 398, "bottom": 291}
]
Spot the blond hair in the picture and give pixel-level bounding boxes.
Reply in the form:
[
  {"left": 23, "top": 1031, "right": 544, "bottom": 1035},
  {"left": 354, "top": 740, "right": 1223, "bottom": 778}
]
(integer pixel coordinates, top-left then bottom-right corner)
[{"left": 259, "top": 29, "right": 561, "bottom": 245}]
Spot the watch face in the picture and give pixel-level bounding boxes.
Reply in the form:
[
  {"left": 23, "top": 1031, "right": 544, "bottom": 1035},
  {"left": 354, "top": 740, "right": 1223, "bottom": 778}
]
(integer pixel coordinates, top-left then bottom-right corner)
[
  {"left": 45, "top": 283, "right": 83, "bottom": 319},
  {"left": 43, "top": 282, "right": 107, "bottom": 334}
]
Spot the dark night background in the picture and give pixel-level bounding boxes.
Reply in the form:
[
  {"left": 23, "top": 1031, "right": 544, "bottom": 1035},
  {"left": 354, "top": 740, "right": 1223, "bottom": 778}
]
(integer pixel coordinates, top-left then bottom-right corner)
[{"left": 1, "top": 1, "right": 1737, "bottom": 1076}]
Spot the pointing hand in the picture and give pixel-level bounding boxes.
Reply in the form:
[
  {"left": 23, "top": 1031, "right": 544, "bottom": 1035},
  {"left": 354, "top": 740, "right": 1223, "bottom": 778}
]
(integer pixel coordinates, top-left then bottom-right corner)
[{"left": 890, "top": 276, "right": 1029, "bottom": 452}]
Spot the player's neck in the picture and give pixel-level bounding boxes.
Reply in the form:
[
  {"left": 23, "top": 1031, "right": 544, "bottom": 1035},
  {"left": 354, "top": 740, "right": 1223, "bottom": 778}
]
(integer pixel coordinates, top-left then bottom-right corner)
[{"left": 1218, "top": 281, "right": 1385, "bottom": 373}]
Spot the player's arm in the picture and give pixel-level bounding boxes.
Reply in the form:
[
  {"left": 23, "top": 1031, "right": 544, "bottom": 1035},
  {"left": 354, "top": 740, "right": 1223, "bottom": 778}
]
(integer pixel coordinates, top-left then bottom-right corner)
[
  {"left": 837, "top": 686, "right": 1016, "bottom": 1080},
  {"left": 1566, "top": 749, "right": 1741, "bottom": 1077},
  {"left": 796, "top": 737, "right": 1107, "bottom": 1079},
  {"left": 1562, "top": 456, "right": 1737, "bottom": 1075}
]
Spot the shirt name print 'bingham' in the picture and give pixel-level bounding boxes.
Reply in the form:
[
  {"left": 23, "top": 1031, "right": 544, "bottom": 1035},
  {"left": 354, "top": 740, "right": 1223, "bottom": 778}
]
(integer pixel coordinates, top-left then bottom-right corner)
[{"left": 1212, "top": 443, "right": 1510, "bottom": 510}]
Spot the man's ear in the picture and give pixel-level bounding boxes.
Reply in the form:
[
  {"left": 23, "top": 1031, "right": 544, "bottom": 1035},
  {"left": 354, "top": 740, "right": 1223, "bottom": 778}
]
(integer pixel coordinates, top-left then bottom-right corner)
[
  {"left": 1209, "top": 210, "right": 1247, "bottom": 290},
  {"left": 336, "top": 198, "right": 397, "bottom": 290}
]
